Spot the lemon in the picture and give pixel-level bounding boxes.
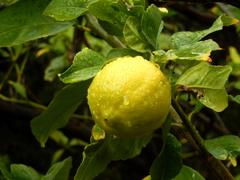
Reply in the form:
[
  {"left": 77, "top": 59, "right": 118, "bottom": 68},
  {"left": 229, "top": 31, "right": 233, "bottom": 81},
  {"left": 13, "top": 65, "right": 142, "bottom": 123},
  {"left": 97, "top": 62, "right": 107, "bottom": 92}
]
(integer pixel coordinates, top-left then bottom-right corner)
[{"left": 87, "top": 56, "right": 171, "bottom": 137}]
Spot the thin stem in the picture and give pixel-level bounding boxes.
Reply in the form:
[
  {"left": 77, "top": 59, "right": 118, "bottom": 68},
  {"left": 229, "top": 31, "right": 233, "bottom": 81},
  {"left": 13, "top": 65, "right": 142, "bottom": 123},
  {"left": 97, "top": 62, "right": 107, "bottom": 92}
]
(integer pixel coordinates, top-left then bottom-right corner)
[
  {"left": 86, "top": 14, "right": 126, "bottom": 48},
  {"left": 71, "top": 114, "right": 93, "bottom": 121},
  {"left": 171, "top": 99, "right": 234, "bottom": 180},
  {"left": 0, "top": 94, "right": 47, "bottom": 110},
  {"left": 170, "top": 105, "right": 200, "bottom": 151},
  {"left": 172, "top": 100, "right": 206, "bottom": 151},
  {"left": 182, "top": 151, "right": 199, "bottom": 159},
  {"left": 0, "top": 94, "right": 92, "bottom": 121},
  {"left": 0, "top": 63, "right": 14, "bottom": 91},
  {"left": 150, "top": 0, "right": 240, "bottom": 8},
  {"left": 212, "top": 111, "right": 230, "bottom": 134},
  {"left": 18, "top": 51, "right": 29, "bottom": 82}
]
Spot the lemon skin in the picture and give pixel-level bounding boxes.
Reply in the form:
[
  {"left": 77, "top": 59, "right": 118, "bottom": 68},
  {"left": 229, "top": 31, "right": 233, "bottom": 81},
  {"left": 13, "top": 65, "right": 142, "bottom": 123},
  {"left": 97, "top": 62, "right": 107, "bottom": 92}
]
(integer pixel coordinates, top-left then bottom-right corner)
[{"left": 87, "top": 56, "right": 171, "bottom": 137}]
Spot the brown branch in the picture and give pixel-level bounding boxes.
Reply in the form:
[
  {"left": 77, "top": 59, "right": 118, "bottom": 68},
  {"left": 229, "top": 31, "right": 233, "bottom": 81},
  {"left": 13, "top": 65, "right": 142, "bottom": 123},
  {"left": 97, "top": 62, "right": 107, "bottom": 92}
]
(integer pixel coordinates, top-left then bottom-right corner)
[
  {"left": 0, "top": 99, "right": 92, "bottom": 138},
  {"left": 170, "top": 3, "right": 216, "bottom": 24},
  {"left": 67, "top": 26, "right": 87, "bottom": 63},
  {"left": 171, "top": 100, "right": 234, "bottom": 180}
]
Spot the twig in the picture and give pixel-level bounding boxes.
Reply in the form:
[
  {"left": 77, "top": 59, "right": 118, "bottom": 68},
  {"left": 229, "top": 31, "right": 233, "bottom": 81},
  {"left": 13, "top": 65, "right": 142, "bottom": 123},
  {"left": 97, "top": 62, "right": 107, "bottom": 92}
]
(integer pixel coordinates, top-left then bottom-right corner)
[
  {"left": 86, "top": 14, "right": 126, "bottom": 48},
  {"left": 170, "top": 105, "right": 201, "bottom": 151},
  {"left": 170, "top": 3, "right": 215, "bottom": 24},
  {"left": 68, "top": 26, "right": 86, "bottom": 62},
  {"left": 0, "top": 94, "right": 92, "bottom": 121},
  {"left": 0, "top": 94, "right": 46, "bottom": 110},
  {"left": 182, "top": 151, "right": 199, "bottom": 159},
  {"left": 18, "top": 51, "right": 29, "bottom": 82},
  {"left": 171, "top": 100, "right": 234, "bottom": 180},
  {"left": 149, "top": 0, "right": 240, "bottom": 8},
  {"left": 0, "top": 63, "right": 14, "bottom": 91},
  {"left": 180, "top": 101, "right": 230, "bottom": 135},
  {"left": 212, "top": 111, "right": 230, "bottom": 134}
]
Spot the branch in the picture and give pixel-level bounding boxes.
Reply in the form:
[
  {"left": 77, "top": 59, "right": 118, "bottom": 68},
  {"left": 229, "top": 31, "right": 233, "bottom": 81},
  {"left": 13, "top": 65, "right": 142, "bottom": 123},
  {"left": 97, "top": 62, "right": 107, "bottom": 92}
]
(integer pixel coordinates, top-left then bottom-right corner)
[
  {"left": 150, "top": 0, "right": 240, "bottom": 8},
  {"left": 0, "top": 99, "right": 92, "bottom": 139},
  {"left": 0, "top": 95, "right": 92, "bottom": 121},
  {"left": 171, "top": 100, "right": 234, "bottom": 180},
  {"left": 86, "top": 14, "right": 126, "bottom": 48}
]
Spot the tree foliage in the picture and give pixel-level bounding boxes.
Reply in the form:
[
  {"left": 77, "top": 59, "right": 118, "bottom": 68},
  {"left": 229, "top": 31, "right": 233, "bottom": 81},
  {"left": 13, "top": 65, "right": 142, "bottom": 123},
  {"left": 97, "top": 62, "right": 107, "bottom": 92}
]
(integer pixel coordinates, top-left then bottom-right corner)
[{"left": 1, "top": 0, "right": 240, "bottom": 179}]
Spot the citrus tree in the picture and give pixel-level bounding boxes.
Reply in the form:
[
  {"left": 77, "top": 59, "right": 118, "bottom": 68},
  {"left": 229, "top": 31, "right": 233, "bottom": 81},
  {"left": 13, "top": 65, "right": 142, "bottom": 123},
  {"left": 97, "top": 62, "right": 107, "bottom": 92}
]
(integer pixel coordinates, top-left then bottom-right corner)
[{"left": 1, "top": 0, "right": 240, "bottom": 179}]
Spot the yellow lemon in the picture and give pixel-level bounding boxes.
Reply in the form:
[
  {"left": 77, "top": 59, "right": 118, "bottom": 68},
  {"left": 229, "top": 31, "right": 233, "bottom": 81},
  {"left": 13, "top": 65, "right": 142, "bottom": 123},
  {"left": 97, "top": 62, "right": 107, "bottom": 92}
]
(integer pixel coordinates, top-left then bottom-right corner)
[{"left": 87, "top": 56, "right": 171, "bottom": 137}]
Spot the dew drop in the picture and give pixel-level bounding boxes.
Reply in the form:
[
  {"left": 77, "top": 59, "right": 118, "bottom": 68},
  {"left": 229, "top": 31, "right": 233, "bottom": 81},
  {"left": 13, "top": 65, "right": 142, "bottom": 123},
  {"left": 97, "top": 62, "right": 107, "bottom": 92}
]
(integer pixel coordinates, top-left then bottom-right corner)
[{"left": 103, "top": 111, "right": 110, "bottom": 117}]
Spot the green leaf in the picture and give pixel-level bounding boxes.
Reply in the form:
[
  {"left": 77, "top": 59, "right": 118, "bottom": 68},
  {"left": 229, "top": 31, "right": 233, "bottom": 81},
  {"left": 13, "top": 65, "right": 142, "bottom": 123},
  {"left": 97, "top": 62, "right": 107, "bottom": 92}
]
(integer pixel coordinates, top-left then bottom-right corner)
[
  {"left": 31, "top": 81, "right": 90, "bottom": 147},
  {"left": 162, "top": 115, "right": 172, "bottom": 141},
  {"left": 88, "top": 0, "right": 119, "bottom": 23},
  {"left": 107, "top": 48, "right": 140, "bottom": 59},
  {"left": 59, "top": 48, "right": 106, "bottom": 84},
  {"left": 199, "top": 88, "right": 228, "bottom": 112},
  {"left": 89, "top": 0, "right": 144, "bottom": 36},
  {"left": 171, "top": 15, "right": 238, "bottom": 49},
  {"left": 10, "top": 164, "right": 41, "bottom": 180},
  {"left": 236, "top": 174, "right": 240, "bottom": 180},
  {"left": 233, "top": 81, "right": 240, "bottom": 90},
  {"left": 142, "top": 4, "right": 164, "bottom": 49},
  {"left": 0, "top": 0, "right": 17, "bottom": 6},
  {"left": 205, "top": 135, "right": 240, "bottom": 161},
  {"left": 74, "top": 135, "right": 152, "bottom": 180},
  {"left": 220, "top": 14, "right": 239, "bottom": 26},
  {"left": 225, "top": 5, "right": 240, "bottom": 20},
  {"left": 124, "top": 16, "right": 151, "bottom": 52},
  {"left": 229, "top": 46, "right": 240, "bottom": 64},
  {"left": 156, "top": 33, "right": 171, "bottom": 50},
  {"left": 8, "top": 81, "right": 27, "bottom": 98},
  {"left": 126, "top": 0, "right": 146, "bottom": 7},
  {"left": 0, "top": 0, "right": 74, "bottom": 47},
  {"left": 84, "top": 32, "right": 112, "bottom": 56},
  {"left": 88, "top": 0, "right": 126, "bottom": 35},
  {"left": 177, "top": 62, "right": 232, "bottom": 89},
  {"left": 0, "top": 156, "right": 11, "bottom": 180},
  {"left": 50, "top": 130, "right": 69, "bottom": 146},
  {"left": 150, "top": 134, "right": 182, "bottom": 180},
  {"left": 230, "top": 63, "right": 240, "bottom": 76},
  {"left": 177, "top": 62, "right": 231, "bottom": 112},
  {"left": 229, "top": 95, "right": 240, "bottom": 104},
  {"left": 44, "top": 0, "right": 92, "bottom": 21},
  {"left": 154, "top": 40, "right": 219, "bottom": 62},
  {"left": 44, "top": 56, "right": 68, "bottom": 82},
  {"left": 42, "top": 157, "right": 72, "bottom": 180},
  {"left": 170, "top": 40, "right": 219, "bottom": 61},
  {"left": 229, "top": 46, "right": 240, "bottom": 76},
  {"left": 173, "top": 165, "right": 205, "bottom": 180}
]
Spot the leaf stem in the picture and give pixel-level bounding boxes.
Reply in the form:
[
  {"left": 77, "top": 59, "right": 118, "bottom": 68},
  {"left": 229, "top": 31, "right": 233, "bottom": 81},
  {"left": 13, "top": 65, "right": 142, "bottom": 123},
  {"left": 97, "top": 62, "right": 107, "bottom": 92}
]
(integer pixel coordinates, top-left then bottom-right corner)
[{"left": 171, "top": 99, "right": 234, "bottom": 180}]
